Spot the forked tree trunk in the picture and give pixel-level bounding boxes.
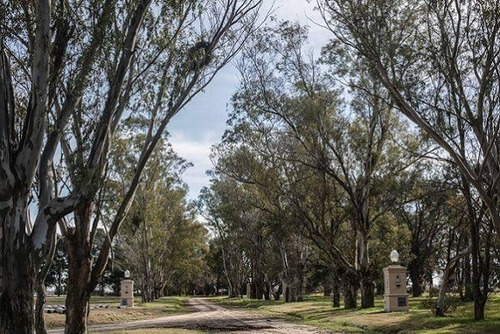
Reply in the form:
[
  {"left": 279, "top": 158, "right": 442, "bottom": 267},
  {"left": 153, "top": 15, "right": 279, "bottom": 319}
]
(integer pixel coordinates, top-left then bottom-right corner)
[
  {"left": 473, "top": 298, "right": 486, "bottom": 321},
  {"left": 0, "top": 195, "right": 64, "bottom": 334},
  {"left": 232, "top": 284, "right": 241, "bottom": 298}
]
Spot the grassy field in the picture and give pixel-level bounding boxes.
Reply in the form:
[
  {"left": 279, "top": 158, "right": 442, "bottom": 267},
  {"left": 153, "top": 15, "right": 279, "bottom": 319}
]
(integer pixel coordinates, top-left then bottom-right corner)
[
  {"left": 213, "top": 293, "right": 500, "bottom": 334},
  {"left": 45, "top": 295, "right": 191, "bottom": 329}
]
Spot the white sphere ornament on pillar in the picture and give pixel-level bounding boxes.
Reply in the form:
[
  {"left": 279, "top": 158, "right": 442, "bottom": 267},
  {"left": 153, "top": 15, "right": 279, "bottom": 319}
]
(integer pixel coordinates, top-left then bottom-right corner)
[
  {"left": 390, "top": 250, "right": 399, "bottom": 264},
  {"left": 124, "top": 270, "right": 130, "bottom": 278}
]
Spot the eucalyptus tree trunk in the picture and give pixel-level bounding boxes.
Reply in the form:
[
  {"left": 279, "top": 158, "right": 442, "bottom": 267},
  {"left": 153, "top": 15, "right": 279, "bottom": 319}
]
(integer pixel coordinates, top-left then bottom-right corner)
[
  {"left": 332, "top": 278, "right": 341, "bottom": 308},
  {"left": 0, "top": 1, "right": 53, "bottom": 332},
  {"left": 409, "top": 261, "right": 423, "bottom": 297},
  {"left": 0, "top": 216, "right": 36, "bottom": 333},
  {"left": 142, "top": 222, "right": 153, "bottom": 303},
  {"left": 462, "top": 253, "right": 473, "bottom": 302},
  {"left": 0, "top": 205, "right": 60, "bottom": 334},
  {"left": 462, "top": 179, "right": 491, "bottom": 321},
  {"left": 263, "top": 280, "right": 271, "bottom": 300},
  {"left": 435, "top": 262, "right": 452, "bottom": 316},
  {"left": 64, "top": 204, "right": 94, "bottom": 334},
  {"left": 360, "top": 273, "right": 374, "bottom": 308},
  {"left": 357, "top": 231, "right": 374, "bottom": 308},
  {"left": 343, "top": 283, "right": 357, "bottom": 309},
  {"left": 61, "top": 0, "right": 262, "bottom": 330},
  {"left": 343, "top": 269, "right": 359, "bottom": 309},
  {"left": 35, "top": 281, "right": 48, "bottom": 334},
  {"left": 435, "top": 244, "right": 470, "bottom": 317},
  {"left": 282, "top": 278, "right": 300, "bottom": 302},
  {"left": 469, "top": 218, "right": 487, "bottom": 321},
  {"left": 0, "top": 175, "right": 64, "bottom": 334},
  {"left": 251, "top": 261, "right": 265, "bottom": 299},
  {"left": 35, "top": 233, "right": 58, "bottom": 334}
]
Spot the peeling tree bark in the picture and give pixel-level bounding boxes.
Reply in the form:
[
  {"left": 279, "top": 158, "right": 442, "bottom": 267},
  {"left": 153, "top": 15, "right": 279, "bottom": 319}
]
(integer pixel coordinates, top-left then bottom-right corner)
[
  {"left": 0, "top": 1, "right": 53, "bottom": 332},
  {"left": 0, "top": 199, "right": 36, "bottom": 334}
]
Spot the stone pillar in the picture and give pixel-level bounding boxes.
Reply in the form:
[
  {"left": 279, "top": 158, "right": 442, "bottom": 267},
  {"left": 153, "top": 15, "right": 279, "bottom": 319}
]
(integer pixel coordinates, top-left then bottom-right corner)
[
  {"left": 246, "top": 283, "right": 251, "bottom": 299},
  {"left": 383, "top": 265, "right": 409, "bottom": 312},
  {"left": 120, "top": 278, "right": 134, "bottom": 307}
]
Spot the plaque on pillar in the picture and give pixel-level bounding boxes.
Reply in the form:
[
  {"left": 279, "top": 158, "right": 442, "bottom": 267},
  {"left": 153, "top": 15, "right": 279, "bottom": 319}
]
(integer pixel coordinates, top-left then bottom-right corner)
[{"left": 383, "top": 250, "right": 409, "bottom": 312}]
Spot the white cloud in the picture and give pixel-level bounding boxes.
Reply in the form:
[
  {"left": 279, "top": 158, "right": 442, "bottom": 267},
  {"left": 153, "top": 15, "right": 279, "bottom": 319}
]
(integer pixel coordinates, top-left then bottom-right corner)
[{"left": 168, "top": 130, "right": 217, "bottom": 200}]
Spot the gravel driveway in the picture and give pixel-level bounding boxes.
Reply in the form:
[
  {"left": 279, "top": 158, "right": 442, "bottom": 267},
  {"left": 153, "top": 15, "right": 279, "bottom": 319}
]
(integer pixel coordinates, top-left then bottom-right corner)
[{"left": 48, "top": 298, "right": 333, "bottom": 333}]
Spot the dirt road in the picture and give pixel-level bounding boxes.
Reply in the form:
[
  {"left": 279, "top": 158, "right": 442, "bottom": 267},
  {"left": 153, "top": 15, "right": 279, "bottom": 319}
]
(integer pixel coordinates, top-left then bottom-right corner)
[{"left": 48, "top": 298, "right": 333, "bottom": 333}]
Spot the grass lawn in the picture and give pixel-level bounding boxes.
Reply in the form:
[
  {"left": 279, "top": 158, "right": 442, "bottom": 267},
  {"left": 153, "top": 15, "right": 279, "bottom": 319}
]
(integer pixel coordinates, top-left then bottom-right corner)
[
  {"left": 45, "top": 295, "right": 191, "bottom": 329},
  {"left": 212, "top": 293, "right": 500, "bottom": 333}
]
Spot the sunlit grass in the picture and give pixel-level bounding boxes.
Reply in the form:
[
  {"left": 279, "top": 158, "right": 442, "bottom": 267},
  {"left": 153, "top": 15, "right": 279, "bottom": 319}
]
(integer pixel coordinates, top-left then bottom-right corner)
[
  {"left": 212, "top": 293, "right": 500, "bottom": 333},
  {"left": 45, "top": 296, "right": 192, "bottom": 329}
]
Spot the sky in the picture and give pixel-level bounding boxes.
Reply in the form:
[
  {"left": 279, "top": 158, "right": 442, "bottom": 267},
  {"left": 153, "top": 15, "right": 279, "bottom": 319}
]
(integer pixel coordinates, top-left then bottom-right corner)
[{"left": 167, "top": 0, "right": 329, "bottom": 201}]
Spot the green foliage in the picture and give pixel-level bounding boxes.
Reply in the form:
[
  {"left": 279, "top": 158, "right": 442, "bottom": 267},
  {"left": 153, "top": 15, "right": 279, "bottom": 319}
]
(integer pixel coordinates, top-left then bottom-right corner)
[
  {"left": 110, "top": 134, "right": 207, "bottom": 300},
  {"left": 208, "top": 19, "right": 433, "bottom": 307}
]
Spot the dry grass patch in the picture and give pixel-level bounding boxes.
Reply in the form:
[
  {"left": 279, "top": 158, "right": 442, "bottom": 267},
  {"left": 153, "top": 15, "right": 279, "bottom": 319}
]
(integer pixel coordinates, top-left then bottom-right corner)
[
  {"left": 46, "top": 307, "right": 176, "bottom": 329},
  {"left": 45, "top": 296, "right": 190, "bottom": 329}
]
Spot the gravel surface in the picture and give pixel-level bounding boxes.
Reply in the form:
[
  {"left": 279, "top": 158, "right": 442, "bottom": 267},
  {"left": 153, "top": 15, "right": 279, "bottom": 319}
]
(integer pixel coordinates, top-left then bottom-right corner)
[{"left": 48, "top": 298, "right": 334, "bottom": 333}]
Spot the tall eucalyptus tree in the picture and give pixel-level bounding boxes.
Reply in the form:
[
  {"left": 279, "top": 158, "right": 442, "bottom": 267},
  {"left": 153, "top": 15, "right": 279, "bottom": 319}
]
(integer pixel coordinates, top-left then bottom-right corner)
[
  {"left": 0, "top": 1, "right": 263, "bottom": 332},
  {"left": 319, "top": 0, "right": 500, "bottom": 319},
  {"left": 222, "top": 22, "right": 421, "bottom": 308}
]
